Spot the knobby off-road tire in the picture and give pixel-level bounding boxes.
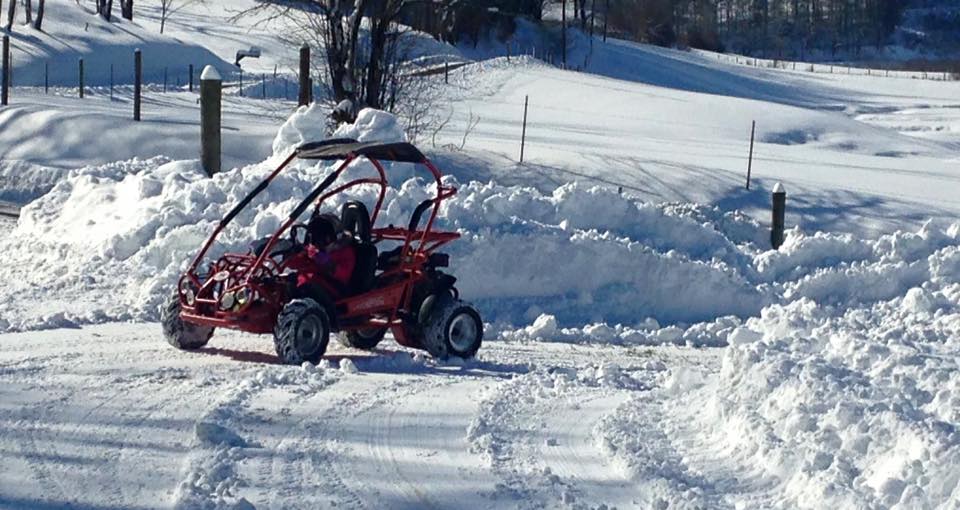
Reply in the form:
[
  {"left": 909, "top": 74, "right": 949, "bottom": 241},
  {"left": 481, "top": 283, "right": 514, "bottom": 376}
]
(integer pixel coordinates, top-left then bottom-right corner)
[
  {"left": 161, "top": 292, "right": 213, "bottom": 350},
  {"left": 274, "top": 299, "right": 331, "bottom": 364},
  {"left": 341, "top": 327, "right": 388, "bottom": 350},
  {"left": 422, "top": 298, "right": 483, "bottom": 359}
]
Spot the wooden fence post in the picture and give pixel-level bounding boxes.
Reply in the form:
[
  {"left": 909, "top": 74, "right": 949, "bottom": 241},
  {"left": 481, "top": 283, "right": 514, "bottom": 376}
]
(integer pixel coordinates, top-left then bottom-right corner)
[
  {"left": 444, "top": 62, "right": 449, "bottom": 84},
  {"left": 200, "top": 66, "right": 222, "bottom": 177},
  {"left": 238, "top": 68, "right": 243, "bottom": 97},
  {"left": 298, "top": 43, "right": 310, "bottom": 106},
  {"left": 110, "top": 63, "right": 114, "bottom": 100},
  {"left": 44, "top": 60, "right": 48, "bottom": 94},
  {"left": 520, "top": 95, "right": 529, "bottom": 163},
  {"left": 1, "top": 35, "right": 8, "bottom": 106},
  {"left": 771, "top": 183, "right": 786, "bottom": 249},
  {"left": 189, "top": 64, "right": 194, "bottom": 92},
  {"left": 134, "top": 49, "right": 142, "bottom": 121},
  {"left": 78, "top": 58, "right": 84, "bottom": 98}
]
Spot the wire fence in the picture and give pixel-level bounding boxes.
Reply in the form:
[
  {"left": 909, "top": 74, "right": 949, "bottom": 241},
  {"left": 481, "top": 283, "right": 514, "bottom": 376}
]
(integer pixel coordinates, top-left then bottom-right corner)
[
  {"left": 2, "top": 48, "right": 310, "bottom": 101},
  {"left": 699, "top": 49, "right": 959, "bottom": 81}
]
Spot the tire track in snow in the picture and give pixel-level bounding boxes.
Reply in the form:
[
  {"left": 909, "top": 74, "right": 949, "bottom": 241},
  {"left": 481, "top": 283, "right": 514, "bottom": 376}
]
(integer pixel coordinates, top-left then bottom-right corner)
[
  {"left": 467, "top": 365, "right": 647, "bottom": 509},
  {"left": 255, "top": 370, "right": 448, "bottom": 509},
  {"left": 341, "top": 378, "right": 496, "bottom": 509}
]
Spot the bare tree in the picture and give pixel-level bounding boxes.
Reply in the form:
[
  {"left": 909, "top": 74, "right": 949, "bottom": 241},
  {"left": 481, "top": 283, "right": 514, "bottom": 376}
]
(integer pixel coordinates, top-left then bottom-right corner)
[
  {"left": 97, "top": 0, "right": 112, "bottom": 20},
  {"left": 22, "top": 0, "right": 31, "bottom": 24},
  {"left": 159, "top": 0, "right": 203, "bottom": 33},
  {"left": 5, "top": 0, "right": 15, "bottom": 30},
  {"left": 33, "top": 0, "right": 44, "bottom": 30},
  {"left": 120, "top": 0, "right": 132, "bottom": 20}
]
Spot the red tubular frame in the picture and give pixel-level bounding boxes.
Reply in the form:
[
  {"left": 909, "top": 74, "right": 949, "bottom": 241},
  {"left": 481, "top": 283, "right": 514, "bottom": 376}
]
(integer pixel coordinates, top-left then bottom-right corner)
[{"left": 178, "top": 148, "right": 460, "bottom": 341}]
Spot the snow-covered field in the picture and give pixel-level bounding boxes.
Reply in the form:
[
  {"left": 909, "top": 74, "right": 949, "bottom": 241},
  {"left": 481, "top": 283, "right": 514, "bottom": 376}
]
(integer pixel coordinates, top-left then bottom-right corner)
[{"left": 2, "top": 2, "right": 960, "bottom": 509}]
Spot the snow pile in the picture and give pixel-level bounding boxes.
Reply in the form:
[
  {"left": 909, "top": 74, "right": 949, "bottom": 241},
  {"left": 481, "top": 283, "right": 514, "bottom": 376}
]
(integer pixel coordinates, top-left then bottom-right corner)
[
  {"left": 3, "top": 106, "right": 960, "bottom": 347},
  {"left": 677, "top": 251, "right": 960, "bottom": 507},
  {"left": 0, "top": 109, "right": 774, "bottom": 332},
  {"left": 500, "top": 313, "right": 741, "bottom": 347},
  {"left": 0, "top": 161, "right": 70, "bottom": 203},
  {"left": 273, "top": 104, "right": 408, "bottom": 155}
]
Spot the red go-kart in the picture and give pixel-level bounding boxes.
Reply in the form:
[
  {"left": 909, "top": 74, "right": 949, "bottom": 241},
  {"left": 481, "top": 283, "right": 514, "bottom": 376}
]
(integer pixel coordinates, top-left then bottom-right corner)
[{"left": 160, "top": 139, "right": 483, "bottom": 364}]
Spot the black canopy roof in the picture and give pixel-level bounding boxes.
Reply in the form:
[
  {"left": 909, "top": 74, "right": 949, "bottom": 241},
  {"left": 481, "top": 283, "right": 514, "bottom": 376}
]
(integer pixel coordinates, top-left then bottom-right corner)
[{"left": 296, "top": 139, "right": 426, "bottom": 163}]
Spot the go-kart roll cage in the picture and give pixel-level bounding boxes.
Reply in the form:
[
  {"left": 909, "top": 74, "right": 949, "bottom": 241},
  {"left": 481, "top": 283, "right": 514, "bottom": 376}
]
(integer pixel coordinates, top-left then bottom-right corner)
[{"left": 180, "top": 139, "right": 459, "bottom": 332}]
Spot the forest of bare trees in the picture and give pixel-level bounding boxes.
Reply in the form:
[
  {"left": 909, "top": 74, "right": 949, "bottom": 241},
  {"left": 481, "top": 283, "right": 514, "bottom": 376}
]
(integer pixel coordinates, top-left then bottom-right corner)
[{"left": 609, "top": 0, "right": 909, "bottom": 57}]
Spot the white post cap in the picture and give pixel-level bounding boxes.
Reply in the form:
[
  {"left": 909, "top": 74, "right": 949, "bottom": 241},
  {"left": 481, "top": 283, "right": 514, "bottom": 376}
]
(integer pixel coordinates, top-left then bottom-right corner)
[
  {"left": 773, "top": 182, "right": 785, "bottom": 194},
  {"left": 201, "top": 65, "right": 222, "bottom": 81}
]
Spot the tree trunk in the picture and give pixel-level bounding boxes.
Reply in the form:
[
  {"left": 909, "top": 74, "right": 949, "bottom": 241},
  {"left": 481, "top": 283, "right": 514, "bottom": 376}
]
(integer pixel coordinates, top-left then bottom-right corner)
[
  {"left": 121, "top": 0, "right": 132, "bottom": 20},
  {"left": 23, "top": 0, "right": 30, "bottom": 24},
  {"left": 364, "top": 18, "right": 387, "bottom": 109},
  {"left": 33, "top": 0, "right": 42, "bottom": 30},
  {"left": 7, "top": 0, "right": 17, "bottom": 31},
  {"left": 6, "top": 0, "right": 15, "bottom": 30},
  {"left": 102, "top": 0, "right": 112, "bottom": 21}
]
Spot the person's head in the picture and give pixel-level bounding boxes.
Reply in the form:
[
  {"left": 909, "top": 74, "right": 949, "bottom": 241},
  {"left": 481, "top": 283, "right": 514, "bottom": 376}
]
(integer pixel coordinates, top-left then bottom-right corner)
[{"left": 308, "top": 213, "right": 341, "bottom": 248}]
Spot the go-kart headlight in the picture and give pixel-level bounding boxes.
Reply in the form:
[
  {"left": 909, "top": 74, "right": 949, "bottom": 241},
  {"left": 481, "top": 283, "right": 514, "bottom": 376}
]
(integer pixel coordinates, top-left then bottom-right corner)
[
  {"left": 219, "top": 291, "right": 236, "bottom": 311},
  {"left": 179, "top": 277, "right": 197, "bottom": 306},
  {"left": 236, "top": 287, "right": 252, "bottom": 307}
]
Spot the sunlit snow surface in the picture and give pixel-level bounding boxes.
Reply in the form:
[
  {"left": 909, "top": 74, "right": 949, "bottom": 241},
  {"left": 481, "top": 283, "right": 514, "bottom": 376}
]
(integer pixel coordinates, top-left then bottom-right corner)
[{"left": 3, "top": 2, "right": 960, "bottom": 507}]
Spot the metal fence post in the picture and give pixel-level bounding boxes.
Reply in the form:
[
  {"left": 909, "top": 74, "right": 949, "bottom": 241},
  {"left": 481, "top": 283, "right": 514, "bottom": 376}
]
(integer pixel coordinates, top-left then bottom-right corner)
[
  {"left": 746, "top": 120, "right": 755, "bottom": 189},
  {"left": 520, "top": 95, "right": 529, "bottom": 163},
  {"left": 200, "top": 66, "right": 222, "bottom": 177}
]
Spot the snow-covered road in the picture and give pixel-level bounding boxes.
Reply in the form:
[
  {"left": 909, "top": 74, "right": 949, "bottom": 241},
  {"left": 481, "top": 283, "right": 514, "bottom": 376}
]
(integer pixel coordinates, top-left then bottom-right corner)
[{"left": 0, "top": 323, "right": 719, "bottom": 509}]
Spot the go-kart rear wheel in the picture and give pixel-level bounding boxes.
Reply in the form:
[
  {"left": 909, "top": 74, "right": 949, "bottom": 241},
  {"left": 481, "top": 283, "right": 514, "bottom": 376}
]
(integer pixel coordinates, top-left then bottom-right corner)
[
  {"left": 161, "top": 292, "right": 213, "bottom": 350},
  {"left": 341, "top": 327, "right": 387, "bottom": 350},
  {"left": 274, "top": 299, "right": 330, "bottom": 365},
  {"left": 422, "top": 298, "right": 483, "bottom": 359}
]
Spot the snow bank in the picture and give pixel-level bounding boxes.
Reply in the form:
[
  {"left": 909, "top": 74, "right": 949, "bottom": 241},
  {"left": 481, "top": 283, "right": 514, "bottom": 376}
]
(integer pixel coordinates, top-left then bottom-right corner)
[
  {"left": 3, "top": 107, "right": 960, "bottom": 344},
  {"left": 596, "top": 237, "right": 960, "bottom": 508},
  {"left": 0, "top": 161, "right": 70, "bottom": 204}
]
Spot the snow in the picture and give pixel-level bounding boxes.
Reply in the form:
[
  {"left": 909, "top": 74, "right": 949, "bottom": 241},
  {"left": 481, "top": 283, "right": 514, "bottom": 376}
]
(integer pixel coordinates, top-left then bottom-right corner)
[
  {"left": 201, "top": 65, "right": 223, "bottom": 81},
  {"left": 3, "top": 7, "right": 960, "bottom": 509}
]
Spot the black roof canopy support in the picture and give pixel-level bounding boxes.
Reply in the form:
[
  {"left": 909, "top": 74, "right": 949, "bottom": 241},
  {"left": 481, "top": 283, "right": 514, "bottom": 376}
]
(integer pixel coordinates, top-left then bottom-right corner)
[{"left": 297, "top": 140, "right": 427, "bottom": 163}]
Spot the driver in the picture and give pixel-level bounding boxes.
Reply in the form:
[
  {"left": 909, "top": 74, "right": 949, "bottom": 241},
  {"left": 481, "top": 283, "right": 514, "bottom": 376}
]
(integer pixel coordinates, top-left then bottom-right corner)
[{"left": 299, "top": 214, "right": 357, "bottom": 290}]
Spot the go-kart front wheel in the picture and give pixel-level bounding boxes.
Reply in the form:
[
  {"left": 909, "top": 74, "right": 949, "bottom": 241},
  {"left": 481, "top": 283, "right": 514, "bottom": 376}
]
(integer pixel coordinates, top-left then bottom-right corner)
[
  {"left": 422, "top": 298, "right": 483, "bottom": 359},
  {"left": 161, "top": 292, "right": 213, "bottom": 350},
  {"left": 274, "top": 299, "right": 330, "bottom": 364}
]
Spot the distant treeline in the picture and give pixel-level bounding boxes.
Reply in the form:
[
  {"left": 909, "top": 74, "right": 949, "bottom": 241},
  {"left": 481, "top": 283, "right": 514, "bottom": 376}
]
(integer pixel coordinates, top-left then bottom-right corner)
[
  {"left": 401, "top": 0, "right": 957, "bottom": 60},
  {"left": 608, "top": 0, "right": 910, "bottom": 57}
]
